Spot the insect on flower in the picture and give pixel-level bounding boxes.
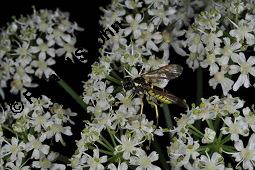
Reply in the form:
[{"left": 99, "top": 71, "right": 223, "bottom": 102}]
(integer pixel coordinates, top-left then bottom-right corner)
[{"left": 122, "top": 64, "right": 188, "bottom": 121}]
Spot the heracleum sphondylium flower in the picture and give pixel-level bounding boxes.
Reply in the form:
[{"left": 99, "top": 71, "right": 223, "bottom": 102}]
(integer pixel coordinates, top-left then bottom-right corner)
[
  {"left": 182, "top": 1, "right": 255, "bottom": 95},
  {"left": 168, "top": 95, "right": 255, "bottom": 169},
  {"left": 70, "top": 1, "right": 204, "bottom": 168},
  {"left": 0, "top": 94, "right": 77, "bottom": 169},
  {"left": 0, "top": 8, "right": 84, "bottom": 99}
]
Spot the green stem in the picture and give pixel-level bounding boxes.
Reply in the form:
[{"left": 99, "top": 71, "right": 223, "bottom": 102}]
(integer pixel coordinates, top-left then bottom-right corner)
[
  {"left": 206, "top": 119, "right": 214, "bottom": 131},
  {"left": 222, "top": 145, "right": 236, "bottom": 153},
  {"left": 100, "top": 135, "right": 114, "bottom": 151},
  {"left": 152, "top": 139, "right": 170, "bottom": 170},
  {"left": 98, "top": 149, "right": 115, "bottom": 156},
  {"left": 87, "top": 145, "right": 114, "bottom": 156},
  {"left": 107, "top": 128, "right": 117, "bottom": 147},
  {"left": 196, "top": 67, "right": 203, "bottom": 105},
  {"left": 189, "top": 129, "right": 204, "bottom": 139},
  {"left": 217, "top": 131, "right": 223, "bottom": 142},
  {"left": 196, "top": 146, "right": 208, "bottom": 153},
  {"left": 214, "top": 116, "right": 220, "bottom": 131},
  {"left": 162, "top": 105, "right": 173, "bottom": 129},
  {"left": 189, "top": 125, "right": 204, "bottom": 138},
  {"left": 97, "top": 140, "right": 113, "bottom": 151},
  {"left": 220, "top": 134, "right": 231, "bottom": 145},
  {"left": 106, "top": 75, "right": 122, "bottom": 85},
  {"left": 57, "top": 79, "right": 87, "bottom": 112},
  {"left": 1, "top": 124, "right": 16, "bottom": 135}
]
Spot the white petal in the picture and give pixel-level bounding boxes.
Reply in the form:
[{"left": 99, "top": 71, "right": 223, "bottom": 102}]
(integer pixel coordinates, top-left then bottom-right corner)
[
  {"left": 135, "top": 14, "right": 142, "bottom": 22},
  {"left": 234, "top": 140, "right": 244, "bottom": 151},
  {"left": 133, "top": 30, "right": 141, "bottom": 39},
  {"left": 126, "top": 15, "right": 133, "bottom": 23},
  {"left": 229, "top": 65, "right": 240, "bottom": 75},
  {"left": 47, "top": 58, "right": 56, "bottom": 65},
  {"left": 56, "top": 48, "right": 65, "bottom": 56},
  {"left": 36, "top": 38, "right": 43, "bottom": 45},
  {"left": 233, "top": 74, "right": 245, "bottom": 91},
  {"left": 222, "top": 78, "right": 234, "bottom": 95},
  {"left": 47, "top": 49, "right": 55, "bottom": 57},
  {"left": 30, "top": 47, "right": 40, "bottom": 53},
  {"left": 39, "top": 52, "right": 46, "bottom": 60},
  {"left": 243, "top": 74, "right": 250, "bottom": 88},
  {"left": 249, "top": 67, "right": 255, "bottom": 77},
  {"left": 248, "top": 56, "right": 255, "bottom": 65},
  {"left": 218, "top": 56, "right": 229, "bottom": 66}
]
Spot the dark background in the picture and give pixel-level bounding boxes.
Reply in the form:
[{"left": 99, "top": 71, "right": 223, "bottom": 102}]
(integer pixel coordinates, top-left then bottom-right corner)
[{"left": 0, "top": 0, "right": 253, "bottom": 168}]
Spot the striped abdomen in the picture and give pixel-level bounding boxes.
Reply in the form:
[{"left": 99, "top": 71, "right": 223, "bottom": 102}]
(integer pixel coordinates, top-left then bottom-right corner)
[
  {"left": 147, "top": 88, "right": 187, "bottom": 108},
  {"left": 147, "top": 89, "right": 172, "bottom": 104}
]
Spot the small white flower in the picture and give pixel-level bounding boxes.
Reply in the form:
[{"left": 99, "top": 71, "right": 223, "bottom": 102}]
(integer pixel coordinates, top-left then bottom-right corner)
[
  {"left": 125, "top": 0, "right": 143, "bottom": 9},
  {"left": 243, "top": 107, "right": 255, "bottom": 132},
  {"left": 197, "top": 152, "right": 224, "bottom": 170},
  {"left": 124, "top": 14, "right": 147, "bottom": 39},
  {"left": 32, "top": 152, "right": 66, "bottom": 170},
  {"left": 185, "top": 32, "right": 204, "bottom": 54},
  {"left": 25, "top": 134, "right": 50, "bottom": 159},
  {"left": 217, "top": 37, "right": 241, "bottom": 66},
  {"left": 209, "top": 70, "right": 234, "bottom": 95},
  {"left": 42, "top": 124, "right": 72, "bottom": 145},
  {"left": 200, "top": 52, "right": 220, "bottom": 76},
  {"left": 201, "top": 30, "right": 223, "bottom": 51},
  {"left": 186, "top": 53, "right": 203, "bottom": 70},
  {"left": 81, "top": 149, "right": 107, "bottom": 170},
  {"left": 160, "top": 28, "right": 186, "bottom": 59},
  {"left": 30, "top": 38, "right": 55, "bottom": 58},
  {"left": 229, "top": 53, "right": 255, "bottom": 91},
  {"left": 129, "top": 150, "right": 161, "bottom": 170},
  {"left": 115, "top": 135, "right": 143, "bottom": 160},
  {"left": 31, "top": 54, "right": 56, "bottom": 79},
  {"left": 0, "top": 137, "right": 25, "bottom": 163},
  {"left": 5, "top": 160, "right": 30, "bottom": 170},
  {"left": 56, "top": 37, "right": 77, "bottom": 62},
  {"left": 202, "top": 128, "right": 216, "bottom": 144},
  {"left": 232, "top": 133, "right": 255, "bottom": 170},
  {"left": 135, "top": 24, "right": 162, "bottom": 52},
  {"left": 221, "top": 116, "right": 249, "bottom": 141},
  {"left": 230, "top": 19, "right": 255, "bottom": 45},
  {"left": 14, "top": 42, "right": 32, "bottom": 64},
  {"left": 148, "top": 5, "right": 176, "bottom": 26},
  {"left": 108, "top": 162, "right": 128, "bottom": 170},
  {"left": 115, "top": 90, "right": 142, "bottom": 115}
]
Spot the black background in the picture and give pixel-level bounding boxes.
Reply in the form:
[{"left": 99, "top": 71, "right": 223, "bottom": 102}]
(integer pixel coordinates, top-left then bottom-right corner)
[{"left": 0, "top": 0, "right": 254, "bottom": 168}]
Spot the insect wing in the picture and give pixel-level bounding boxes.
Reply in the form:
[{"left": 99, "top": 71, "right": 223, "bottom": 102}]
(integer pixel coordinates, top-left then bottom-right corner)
[{"left": 142, "top": 65, "right": 183, "bottom": 88}]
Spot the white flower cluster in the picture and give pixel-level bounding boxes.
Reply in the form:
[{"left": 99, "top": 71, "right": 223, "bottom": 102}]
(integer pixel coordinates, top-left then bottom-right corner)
[
  {"left": 184, "top": 0, "right": 255, "bottom": 95},
  {"left": 71, "top": 0, "right": 206, "bottom": 169},
  {"left": 168, "top": 95, "right": 255, "bottom": 169},
  {"left": 0, "top": 8, "right": 84, "bottom": 99},
  {"left": 71, "top": 46, "right": 167, "bottom": 169},
  {"left": 0, "top": 94, "right": 77, "bottom": 169},
  {"left": 99, "top": 0, "right": 204, "bottom": 60}
]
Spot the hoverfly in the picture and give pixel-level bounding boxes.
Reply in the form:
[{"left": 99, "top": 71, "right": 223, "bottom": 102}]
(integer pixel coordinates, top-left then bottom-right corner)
[{"left": 122, "top": 64, "right": 188, "bottom": 120}]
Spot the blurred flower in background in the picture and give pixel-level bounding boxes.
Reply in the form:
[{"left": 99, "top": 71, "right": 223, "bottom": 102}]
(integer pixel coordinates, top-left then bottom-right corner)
[{"left": 0, "top": 8, "right": 84, "bottom": 99}]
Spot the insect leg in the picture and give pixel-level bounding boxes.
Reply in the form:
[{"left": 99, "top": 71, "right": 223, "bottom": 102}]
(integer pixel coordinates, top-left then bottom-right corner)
[
  {"left": 140, "top": 102, "right": 144, "bottom": 115},
  {"left": 153, "top": 102, "right": 159, "bottom": 125}
]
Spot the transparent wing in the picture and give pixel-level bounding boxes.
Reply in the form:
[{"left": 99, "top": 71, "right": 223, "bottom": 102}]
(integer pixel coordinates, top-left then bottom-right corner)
[{"left": 142, "top": 64, "right": 183, "bottom": 88}]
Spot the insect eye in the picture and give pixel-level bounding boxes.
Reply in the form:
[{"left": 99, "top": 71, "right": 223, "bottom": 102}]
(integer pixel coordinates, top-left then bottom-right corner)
[{"left": 135, "top": 62, "right": 143, "bottom": 68}]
